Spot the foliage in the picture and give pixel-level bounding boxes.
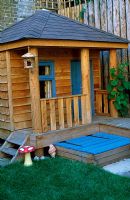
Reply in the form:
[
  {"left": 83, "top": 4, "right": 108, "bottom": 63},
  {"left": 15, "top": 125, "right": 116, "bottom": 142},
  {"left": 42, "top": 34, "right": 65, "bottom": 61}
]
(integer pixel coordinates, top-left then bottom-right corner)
[
  {"left": 1, "top": 157, "right": 130, "bottom": 200},
  {"left": 75, "top": 0, "right": 91, "bottom": 5},
  {"left": 107, "top": 63, "right": 130, "bottom": 117}
]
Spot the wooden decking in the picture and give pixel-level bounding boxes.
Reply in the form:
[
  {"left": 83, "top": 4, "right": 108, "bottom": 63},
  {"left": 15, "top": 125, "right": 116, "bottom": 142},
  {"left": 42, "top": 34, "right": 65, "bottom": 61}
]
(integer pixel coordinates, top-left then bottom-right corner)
[
  {"left": 93, "top": 116, "right": 130, "bottom": 130},
  {"left": 30, "top": 116, "right": 130, "bottom": 149},
  {"left": 1, "top": 116, "right": 130, "bottom": 166}
]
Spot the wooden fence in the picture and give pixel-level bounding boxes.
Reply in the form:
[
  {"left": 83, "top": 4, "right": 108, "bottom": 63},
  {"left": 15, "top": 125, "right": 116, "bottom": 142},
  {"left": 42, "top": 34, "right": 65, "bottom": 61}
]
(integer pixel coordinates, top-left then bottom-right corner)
[{"left": 58, "top": 0, "right": 130, "bottom": 74}]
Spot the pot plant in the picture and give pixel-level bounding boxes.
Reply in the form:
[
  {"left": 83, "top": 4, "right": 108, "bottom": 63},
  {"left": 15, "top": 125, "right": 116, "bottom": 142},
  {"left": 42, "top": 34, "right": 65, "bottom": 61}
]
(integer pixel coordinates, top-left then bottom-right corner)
[{"left": 107, "top": 63, "right": 130, "bottom": 117}]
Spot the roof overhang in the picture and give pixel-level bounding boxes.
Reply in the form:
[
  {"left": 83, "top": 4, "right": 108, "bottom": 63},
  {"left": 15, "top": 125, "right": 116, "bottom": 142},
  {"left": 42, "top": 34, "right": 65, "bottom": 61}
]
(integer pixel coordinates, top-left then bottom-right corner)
[{"left": 0, "top": 39, "right": 128, "bottom": 52}]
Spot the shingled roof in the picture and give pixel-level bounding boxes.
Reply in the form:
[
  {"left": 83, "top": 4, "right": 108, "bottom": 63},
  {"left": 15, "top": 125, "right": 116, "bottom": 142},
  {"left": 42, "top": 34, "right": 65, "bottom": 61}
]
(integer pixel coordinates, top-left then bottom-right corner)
[{"left": 0, "top": 10, "right": 128, "bottom": 44}]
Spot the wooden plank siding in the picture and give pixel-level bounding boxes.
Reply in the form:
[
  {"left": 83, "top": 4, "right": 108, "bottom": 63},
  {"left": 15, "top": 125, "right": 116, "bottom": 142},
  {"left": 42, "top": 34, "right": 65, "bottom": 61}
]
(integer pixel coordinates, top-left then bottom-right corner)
[
  {"left": 39, "top": 48, "right": 101, "bottom": 97},
  {"left": 0, "top": 52, "right": 11, "bottom": 139},
  {"left": 10, "top": 50, "right": 32, "bottom": 130},
  {"left": 0, "top": 47, "right": 101, "bottom": 136}
]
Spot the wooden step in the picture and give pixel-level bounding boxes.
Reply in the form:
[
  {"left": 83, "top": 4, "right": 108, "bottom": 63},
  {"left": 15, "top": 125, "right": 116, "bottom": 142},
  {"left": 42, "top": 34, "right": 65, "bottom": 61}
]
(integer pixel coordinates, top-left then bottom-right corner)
[
  {"left": 0, "top": 158, "right": 11, "bottom": 167},
  {"left": 7, "top": 129, "right": 32, "bottom": 145},
  {"left": 1, "top": 147, "right": 17, "bottom": 156}
]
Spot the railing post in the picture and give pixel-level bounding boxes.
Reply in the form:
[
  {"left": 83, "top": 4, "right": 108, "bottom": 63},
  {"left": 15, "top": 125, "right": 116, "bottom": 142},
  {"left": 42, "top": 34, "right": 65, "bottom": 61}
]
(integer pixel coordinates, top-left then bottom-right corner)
[
  {"left": 109, "top": 49, "right": 118, "bottom": 118},
  {"left": 29, "top": 48, "right": 42, "bottom": 133},
  {"left": 81, "top": 48, "right": 92, "bottom": 123}
]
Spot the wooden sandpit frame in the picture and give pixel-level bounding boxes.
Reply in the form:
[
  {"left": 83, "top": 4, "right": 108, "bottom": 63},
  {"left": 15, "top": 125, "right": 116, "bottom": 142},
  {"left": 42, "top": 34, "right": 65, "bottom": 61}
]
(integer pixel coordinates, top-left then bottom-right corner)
[{"left": 30, "top": 123, "right": 130, "bottom": 166}]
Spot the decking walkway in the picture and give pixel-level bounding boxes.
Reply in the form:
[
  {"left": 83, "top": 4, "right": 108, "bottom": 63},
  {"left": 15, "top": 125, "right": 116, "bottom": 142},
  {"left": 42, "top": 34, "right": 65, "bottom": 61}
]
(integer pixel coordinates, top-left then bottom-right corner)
[{"left": 93, "top": 116, "right": 130, "bottom": 130}]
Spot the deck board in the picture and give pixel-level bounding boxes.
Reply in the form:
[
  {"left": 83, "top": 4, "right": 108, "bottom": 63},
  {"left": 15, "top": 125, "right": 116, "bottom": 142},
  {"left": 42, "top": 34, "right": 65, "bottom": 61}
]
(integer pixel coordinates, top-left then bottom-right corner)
[{"left": 93, "top": 116, "right": 130, "bottom": 130}]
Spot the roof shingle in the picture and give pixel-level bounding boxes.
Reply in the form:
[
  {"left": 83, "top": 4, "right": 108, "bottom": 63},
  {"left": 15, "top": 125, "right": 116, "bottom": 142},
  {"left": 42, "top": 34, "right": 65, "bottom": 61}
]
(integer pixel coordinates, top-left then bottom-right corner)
[{"left": 0, "top": 10, "right": 128, "bottom": 44}]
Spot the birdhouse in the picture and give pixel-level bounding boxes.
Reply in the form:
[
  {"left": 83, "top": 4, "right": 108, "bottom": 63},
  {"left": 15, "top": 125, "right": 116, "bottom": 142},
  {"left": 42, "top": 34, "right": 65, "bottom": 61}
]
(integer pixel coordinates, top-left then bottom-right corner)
[{"left": 22, "top": 52, "right": 35, "bottom": 69}]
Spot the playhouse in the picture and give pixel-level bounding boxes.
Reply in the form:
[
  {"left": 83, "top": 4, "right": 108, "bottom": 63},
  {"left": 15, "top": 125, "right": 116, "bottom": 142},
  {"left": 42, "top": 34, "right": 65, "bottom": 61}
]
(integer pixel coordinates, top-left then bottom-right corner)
[{"left": 0, "top": 10, "right": 129, "bottom": 164}]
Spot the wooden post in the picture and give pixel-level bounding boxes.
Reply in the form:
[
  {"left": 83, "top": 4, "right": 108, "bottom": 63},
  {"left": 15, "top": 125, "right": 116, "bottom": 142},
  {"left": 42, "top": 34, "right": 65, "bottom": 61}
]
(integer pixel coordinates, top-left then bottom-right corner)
[
  {"left": 29, "top": 48, "right": 42, "bottom": 133},
  {"left": 109, "top": 49, "right": 118, "bottom": 118},
  {"left": 81, "top": 48, "right": 92, "bottom": 124}
]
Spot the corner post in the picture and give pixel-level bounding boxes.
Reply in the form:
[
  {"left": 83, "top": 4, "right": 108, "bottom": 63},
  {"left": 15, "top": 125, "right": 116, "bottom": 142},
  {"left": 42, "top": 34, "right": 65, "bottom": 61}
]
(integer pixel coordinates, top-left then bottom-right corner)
[
  {"left": 29, "top": 48, "right": 42, "bottom": 133},
  {"left": 109, "top": 49, "right": 118, "bottom": 118},
  {"left": 81, "top": 48, "right": 92, "bottom": 123}
]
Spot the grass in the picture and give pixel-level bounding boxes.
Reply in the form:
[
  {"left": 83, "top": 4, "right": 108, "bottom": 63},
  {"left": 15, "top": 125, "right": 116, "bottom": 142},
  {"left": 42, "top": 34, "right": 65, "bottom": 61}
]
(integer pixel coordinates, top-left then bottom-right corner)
[{"left": 0, "top": 157, "right": 130, "bottom": 200}]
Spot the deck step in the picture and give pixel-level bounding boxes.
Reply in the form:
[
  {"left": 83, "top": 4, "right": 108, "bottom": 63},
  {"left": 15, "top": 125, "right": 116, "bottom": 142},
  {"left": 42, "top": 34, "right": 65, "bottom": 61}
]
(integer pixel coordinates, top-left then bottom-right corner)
[
  {"left": 7, "top": 129, "right": 32, "bottom": 145},
  {"left": 0, "top": 158, "right": 11, "bottom": 167},
  {"left": 0, "top": 129, "right": 32, "bottom": 165},
  {"left": 1, "top": 147, "right": 17, "bottom": 156}
]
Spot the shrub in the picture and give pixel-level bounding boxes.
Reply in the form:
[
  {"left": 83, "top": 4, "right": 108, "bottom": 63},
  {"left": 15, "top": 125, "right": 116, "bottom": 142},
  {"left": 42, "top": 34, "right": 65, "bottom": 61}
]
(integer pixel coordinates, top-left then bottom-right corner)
[{"left": 107, "top": 63, "right": 130, "bottom": 117}]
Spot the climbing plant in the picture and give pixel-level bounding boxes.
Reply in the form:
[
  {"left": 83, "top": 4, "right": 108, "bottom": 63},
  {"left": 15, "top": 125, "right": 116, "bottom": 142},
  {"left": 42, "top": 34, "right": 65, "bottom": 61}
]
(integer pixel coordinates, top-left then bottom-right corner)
[{"left": 107, "top": 63, "right": 130, "bottom": 117}]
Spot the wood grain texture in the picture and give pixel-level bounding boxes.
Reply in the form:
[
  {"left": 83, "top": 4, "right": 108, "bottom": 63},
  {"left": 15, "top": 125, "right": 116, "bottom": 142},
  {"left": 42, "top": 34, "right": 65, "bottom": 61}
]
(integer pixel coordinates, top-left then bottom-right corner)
[
  {"left": 0, "top": 39, "right": 128, "bottom": 52},
  {"left": 9, "top": 50, "right": 32, "bottom": 130},
  {"left": 107, "top": 0, "right": 113, "bottom": 34},
  {"left": 0, "top": 51, "right": 12, "bottom": 138},
  {"left": 109, "top": 49, "right": 118, "bottom": 118},
  {"left": 49, "top": 99, "right": 56, "bottom": 130},
  {"left": 88, "top": 0, "right": 95, "bottom": 26},
  {"left": 81, "top": 48, "right": 92, "bottom": 123},
  {"left": 41, "top": 100, "right": 48, "bottom": 132},
  {"left": 58, "top": 98, "right": 65, "bottom": 129},
  {"left": 94, "top": 0, "right": 100, "bottom": 29},
  {"left": 66, "top": 97, "right": 72, "bottom": 128},
  {"left": 100, "top": 0, "right": 107, "bottom": 31},
  {"left": 29, "top": 48, "right": 42, "bottom": 133},
  {"left": 73, "top": 96, "right": 79, "bottom": 126}
]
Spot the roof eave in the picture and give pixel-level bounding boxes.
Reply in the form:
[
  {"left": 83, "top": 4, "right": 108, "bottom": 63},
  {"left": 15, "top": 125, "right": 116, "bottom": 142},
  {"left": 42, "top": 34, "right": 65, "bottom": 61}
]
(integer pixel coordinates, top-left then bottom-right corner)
[{"left": 0, "top": 38, "right": 128, "bottom": 52}]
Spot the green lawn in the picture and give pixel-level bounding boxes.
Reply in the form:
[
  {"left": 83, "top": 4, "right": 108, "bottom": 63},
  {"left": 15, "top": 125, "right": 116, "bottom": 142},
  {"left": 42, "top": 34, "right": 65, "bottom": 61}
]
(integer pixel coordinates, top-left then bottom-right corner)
[{"left": 0, "top": 157, "right": 130, "bottom": 200}]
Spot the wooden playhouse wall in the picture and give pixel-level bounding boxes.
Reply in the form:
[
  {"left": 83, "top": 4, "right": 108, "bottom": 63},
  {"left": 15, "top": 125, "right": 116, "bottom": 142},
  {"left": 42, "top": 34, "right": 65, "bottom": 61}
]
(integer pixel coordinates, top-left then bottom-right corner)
[
  {"left": 0, "top": 47, "right": 101, "bottom": 138},
  {"left": 38, "top": 48, "right": 101, "bottom": 96},
  {"left": 0, "top": 51, "right": 12, "bottom": 139},
  {"left": 10, "top": 50, "right": 32, "bottom": 131}
]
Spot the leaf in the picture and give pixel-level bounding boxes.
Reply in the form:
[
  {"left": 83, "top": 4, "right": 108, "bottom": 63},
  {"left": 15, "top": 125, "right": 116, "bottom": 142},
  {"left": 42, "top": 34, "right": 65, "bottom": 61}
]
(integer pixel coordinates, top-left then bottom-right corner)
[
  {"left": 114, "top": 101, "right": 121, "bottom": 110},
  {"left": 111, "top": 80, "right": 118, "bottom": 86},
  {"left": 110, "top": 68, "right": 116, "bottom": 78},
  {"left": 107, "top": 84, "right": 112, "bottom": 93},
  {"left": 111, "top": 90, "right": 117, "bottom": 97},
  {"left": 123, "top": 81, "right": 130, "bottom": 90},
  {"left": 117, "top": 73, "right": 124, "bottom": 79},
  {"left": 117, "top": 86, "right": 124, "bottom": 91}
]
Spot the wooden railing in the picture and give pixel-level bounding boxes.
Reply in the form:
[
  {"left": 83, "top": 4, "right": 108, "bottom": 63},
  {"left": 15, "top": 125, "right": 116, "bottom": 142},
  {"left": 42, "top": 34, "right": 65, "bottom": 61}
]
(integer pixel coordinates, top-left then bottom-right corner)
[
  {"left": 95, "top": 89, "right": 110, "bottom": 116},
  {"left": 40, "top": 94, "right": 88, "bottom": 132}
]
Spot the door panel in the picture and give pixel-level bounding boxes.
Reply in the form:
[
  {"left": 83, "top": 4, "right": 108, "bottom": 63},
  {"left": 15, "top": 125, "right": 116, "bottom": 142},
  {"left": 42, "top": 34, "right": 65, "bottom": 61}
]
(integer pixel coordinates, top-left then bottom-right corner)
[{"left": 71, "top": 60, "right": 94, "bottom": 116}]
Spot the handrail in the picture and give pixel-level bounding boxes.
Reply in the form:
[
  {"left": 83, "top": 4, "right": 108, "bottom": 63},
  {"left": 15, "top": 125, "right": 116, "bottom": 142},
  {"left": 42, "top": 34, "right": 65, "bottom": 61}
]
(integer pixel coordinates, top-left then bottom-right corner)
[
  {"left": 40, "top": 94, "right": 87, "bottom": 101},
  {"left": 40, "top": 94, "right": 88, "bottom": 132}
]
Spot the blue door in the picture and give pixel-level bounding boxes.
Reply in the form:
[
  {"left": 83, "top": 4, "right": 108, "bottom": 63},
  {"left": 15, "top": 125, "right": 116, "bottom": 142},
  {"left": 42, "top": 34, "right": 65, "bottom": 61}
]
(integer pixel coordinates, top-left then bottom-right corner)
[
  {"left": 71, "top": 61, "right": 82, "bottom": 119},
  {"left": 71, "top": 60, "right": 94, "bottom": 116}
]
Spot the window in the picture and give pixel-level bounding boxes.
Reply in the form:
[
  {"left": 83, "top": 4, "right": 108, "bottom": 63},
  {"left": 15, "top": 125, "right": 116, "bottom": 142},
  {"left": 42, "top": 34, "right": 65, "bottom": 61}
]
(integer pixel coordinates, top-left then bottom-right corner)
[{"left": 39, "top": 61, "right": 56, "bottom": 99}]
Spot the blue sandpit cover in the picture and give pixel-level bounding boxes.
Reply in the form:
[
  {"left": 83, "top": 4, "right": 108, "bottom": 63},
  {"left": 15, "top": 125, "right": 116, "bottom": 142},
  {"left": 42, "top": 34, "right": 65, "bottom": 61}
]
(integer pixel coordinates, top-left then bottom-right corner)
[{"left": 55, "top": 132, "right": 130, "bottom": 155}]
